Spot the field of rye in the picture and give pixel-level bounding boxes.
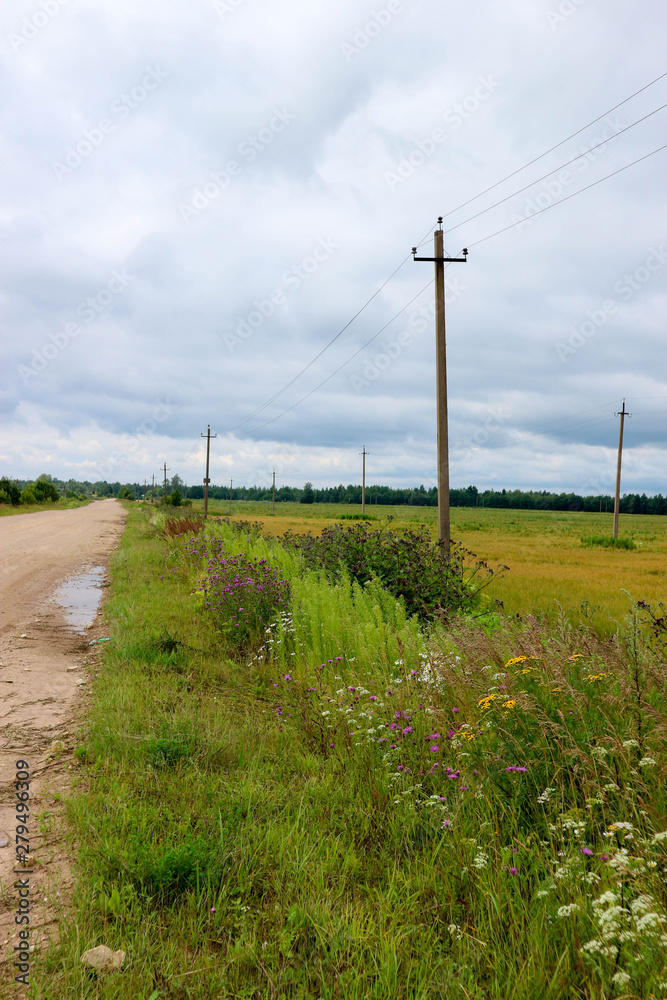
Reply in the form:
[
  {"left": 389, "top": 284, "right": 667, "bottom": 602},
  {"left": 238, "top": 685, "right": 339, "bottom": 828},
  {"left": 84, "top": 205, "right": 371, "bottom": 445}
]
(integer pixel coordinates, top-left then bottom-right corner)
[{"left": 35, "top": 504, "right": 667, "bottom": 999}]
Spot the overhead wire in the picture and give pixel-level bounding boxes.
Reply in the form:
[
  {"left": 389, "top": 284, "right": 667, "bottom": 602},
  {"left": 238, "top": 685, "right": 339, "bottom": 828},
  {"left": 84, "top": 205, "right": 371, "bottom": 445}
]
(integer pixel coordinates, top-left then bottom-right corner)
[
  {"left": 241, "top": 140, "right": 667, "bottom": 434},
  {"left": 233, "top": 72, "right": 667, "bottom": 429}
]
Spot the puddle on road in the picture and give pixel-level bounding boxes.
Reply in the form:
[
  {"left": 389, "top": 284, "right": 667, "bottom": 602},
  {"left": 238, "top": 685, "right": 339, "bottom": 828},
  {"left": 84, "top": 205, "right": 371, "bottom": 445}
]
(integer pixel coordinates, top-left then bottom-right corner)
[{"left": 53, "top": 566, "right": 105, "bottom": 632}]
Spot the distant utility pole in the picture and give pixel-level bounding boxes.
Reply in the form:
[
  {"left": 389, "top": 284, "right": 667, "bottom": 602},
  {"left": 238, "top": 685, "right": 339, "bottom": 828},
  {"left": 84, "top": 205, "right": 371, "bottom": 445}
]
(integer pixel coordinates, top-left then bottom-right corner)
[
  {"left": 143, "top": 478, "right": 146, "bottom": 502},
  {"left": 200, "top": 425, "right": 217, "bottom": 520},
  {"left": 413, "top": 220, "right": 468, "bottom": 554},
  {"left": 162, "top": 463, "right": 169, "bottom": 499},
  {"left": 229, "top": 478, "right": 233, "bottom": 516},
  {"left": 360, "top": 446, "right": 368, "bottom": 514},
  {"left": 613, "top": 399, "right": 632, "bottom": 539},
  {"left": 151, "top": 474, "right": 155, "bottom": 504},
  {"left": 272, "top": 469, "right": 276, "bottom": 515}
]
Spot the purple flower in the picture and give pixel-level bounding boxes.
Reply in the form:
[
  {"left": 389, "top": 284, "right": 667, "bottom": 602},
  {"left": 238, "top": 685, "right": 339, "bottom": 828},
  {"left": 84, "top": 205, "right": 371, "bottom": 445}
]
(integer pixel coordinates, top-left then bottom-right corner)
[
  {"left": 369, "top": 695, "right": 377, "bottom": 701},
  {"left": 509, "top": 867, "right": 518, "bottom": 875},
  {"left": 284, "top": 674, "right": 292, "bottom": 681},
  {"left": 348, "top": 686, "right": 356, "bottom": 692},
  {"left": 446, "top": 729, "right": 455, "bottom": 739},
  {"left": 452, "top": 707, "right": 459, "bottom": 713},
  {"left": 427, "top": 733, "right": 441, "bottom": 740},
  {"left": 402, "top": 727, "right": 413, "bottom": 736},
  {"left": 430, "top": 744, "right": 440, "bottom": 753},
  {"left": 443, "top": 820, "right": 451, "bottom": 828},
  {"left": 410, "top": 669, "right": 417, "bottom": 675},
  {"left": 329, "top": 743, "right": 335, "bottom": 747},
  {"left": 582, "top": 848, "right": 594, "bottom": 856},
  {"left": 211, "top": 906, "right": 216, "bottom": 913},
  {"left": 459, "top": 786, "right": 468, "bottom": 791},
  {"left": 600, "top": 854, "right": 609, "bottom": 861}
]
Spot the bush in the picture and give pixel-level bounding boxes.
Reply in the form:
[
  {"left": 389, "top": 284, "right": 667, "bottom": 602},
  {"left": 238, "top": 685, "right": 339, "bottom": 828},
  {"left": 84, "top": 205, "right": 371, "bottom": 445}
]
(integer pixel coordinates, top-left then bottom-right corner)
[
  {"left": 34, "top": 476, "right": 59, "bottom": 502},
  {"left": 581, "top": 534, "right": 636, "bottom": 550},
  {"left": 280, "top": 520, "right": 504, "bottom": 619},
  {"left": 169, "top": 489, "right": 182, "bottom": 506},
  {"left": 192, "top": 538, "right": 291, "bottom": 654},
  {"left": 0, "top": 477, "right": 21, "bottom": 505},
  {"left": 20, "top": 486, "right": 38, "bottom": 505},
  {"left": 117, "top": 486, "right": 135, "bottom": 500}
]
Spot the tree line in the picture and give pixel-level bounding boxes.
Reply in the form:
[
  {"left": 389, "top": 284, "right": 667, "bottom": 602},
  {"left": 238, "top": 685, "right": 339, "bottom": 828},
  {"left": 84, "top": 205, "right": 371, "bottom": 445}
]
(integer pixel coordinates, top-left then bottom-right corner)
[{"left": 2, "top": 475, "right": 665, "bottom": 515}]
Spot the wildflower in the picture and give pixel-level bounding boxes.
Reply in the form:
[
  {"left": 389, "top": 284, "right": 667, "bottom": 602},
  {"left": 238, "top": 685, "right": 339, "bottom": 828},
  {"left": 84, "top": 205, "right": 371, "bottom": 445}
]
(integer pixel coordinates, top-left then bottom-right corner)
[
  {"left": 611, "top": 972, "right": 630, "bottom": 988},
  {"left": 557, "top": 904, "right": 579, "bottom": 917},
  {"left": 442, "top": 820, "right": 451, "bottom": 828},
  {"left": 410, "top": 669, "right": 417, "bottom": 675},
  {"left": 505, "top": 656, "right": 529, "bottom": 667},
  {"left": 284, "top": 674, "right": 292, "bottom": 681},
  {"left": 348, "top": 686, "right": 356, "bottom": 692},
  {"left": 582, "top": 848, "right": 594, "bottom": 856},
  {"left": 509, "top": 867, "right": 518, "bottom": 875},
  {"left": 639, "top": 756, "right": 657, "bottom": 768},
  {"left": 452, "top": 707, "right": 459, "bottom": 713},
  {"left": 568, "top": 654, "right": 584, "bottom": 661},
  {"left": 600, "top": 855, "right": 609, "bottom": 861},
  {"left": 609, "top": 822, "right": 633, "bottom": 832},
  {"left": 430, "top": 745, "right": 440, "bottom": 753},
  {"left": 651, "top": 831, "right": 667, "bottom": 844},
  {"left": 502, "top": 700, "right": 517, "bottom": 710},
  {"left": 210, "top": 906, "right": 216, "bottom": 913}
]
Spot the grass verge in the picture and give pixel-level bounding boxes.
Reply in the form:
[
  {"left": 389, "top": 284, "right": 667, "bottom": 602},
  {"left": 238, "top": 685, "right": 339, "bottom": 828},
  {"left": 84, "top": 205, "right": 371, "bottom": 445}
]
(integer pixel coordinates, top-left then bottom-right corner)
[{"left": 35, "top": 507, "right": 667, "bottom": 998}]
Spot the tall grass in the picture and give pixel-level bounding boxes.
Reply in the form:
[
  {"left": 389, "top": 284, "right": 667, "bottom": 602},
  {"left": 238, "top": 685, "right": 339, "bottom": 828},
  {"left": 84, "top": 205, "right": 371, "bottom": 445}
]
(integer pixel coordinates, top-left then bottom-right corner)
[{"left": 30, "top": 508, "right": 667, "bottom": 999}]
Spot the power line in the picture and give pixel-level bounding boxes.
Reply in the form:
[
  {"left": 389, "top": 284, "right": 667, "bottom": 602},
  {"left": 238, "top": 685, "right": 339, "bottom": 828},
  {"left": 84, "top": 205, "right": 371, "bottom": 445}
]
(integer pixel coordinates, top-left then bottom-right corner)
[
  {"left": 242, "top": 141, "right": 667, "bottom": 434},
  {"left": 230, "top": 74, "right": 667, "bottom": 429},
  {"left": 414, "top": 69, "right": 667, "bottom": 244},
  {"left": 468, "top": 142, "right": 667, "bottom": 250},
  {"left": 443, "top": 102, "right": 667, "bottom": 236}
]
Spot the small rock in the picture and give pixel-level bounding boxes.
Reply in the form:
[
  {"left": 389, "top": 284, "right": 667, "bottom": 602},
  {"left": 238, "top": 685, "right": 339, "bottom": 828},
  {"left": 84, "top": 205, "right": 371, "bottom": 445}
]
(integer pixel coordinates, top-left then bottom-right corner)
[
  {"left": 77, "top": 679, "right": 86, "bottom": 686},
  {"left": 66, "top": 665, "right": 80, "bottom": 671},
  {"left": 48, "top": 740, "right": 65, "bottom": 757},
  {"left": 0, "top": 831, "right": 10, "bottom": 848},
  {"left": 23, "top": 668, "right": 31, "bottom": 672},
  {"left": 81, "top": 945, "right": 125, "bottom": 972},
  {"left": 19, "top": 634, "right": 28, "bottom": 639}
]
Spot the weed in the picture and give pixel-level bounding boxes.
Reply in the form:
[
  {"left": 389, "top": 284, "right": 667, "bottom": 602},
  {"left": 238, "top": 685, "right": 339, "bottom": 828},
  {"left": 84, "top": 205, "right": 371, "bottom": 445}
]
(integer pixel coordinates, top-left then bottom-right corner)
[{"left": 581, "top": 534, "right": 636, "bottom": 550}]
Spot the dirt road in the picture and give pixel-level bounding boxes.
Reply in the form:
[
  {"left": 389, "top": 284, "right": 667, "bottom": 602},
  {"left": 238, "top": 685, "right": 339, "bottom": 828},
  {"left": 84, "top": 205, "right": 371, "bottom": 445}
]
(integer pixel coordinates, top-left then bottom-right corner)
[{"left": 0, "top": 500, "right": 126, "bottom": 982}]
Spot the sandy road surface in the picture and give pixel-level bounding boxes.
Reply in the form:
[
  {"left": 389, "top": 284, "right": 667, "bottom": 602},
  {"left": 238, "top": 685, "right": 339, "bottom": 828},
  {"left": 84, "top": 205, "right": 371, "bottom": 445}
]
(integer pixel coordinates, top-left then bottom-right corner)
[{"left": 0, "top": 500, "right": 126, "bottom": 986}]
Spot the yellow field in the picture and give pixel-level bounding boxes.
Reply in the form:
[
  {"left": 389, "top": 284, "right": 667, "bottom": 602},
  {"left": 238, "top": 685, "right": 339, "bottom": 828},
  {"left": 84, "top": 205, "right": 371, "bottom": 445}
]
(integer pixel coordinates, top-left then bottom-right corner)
[{"left": 185, "top": 499, "right": 667, "bottom": 628}]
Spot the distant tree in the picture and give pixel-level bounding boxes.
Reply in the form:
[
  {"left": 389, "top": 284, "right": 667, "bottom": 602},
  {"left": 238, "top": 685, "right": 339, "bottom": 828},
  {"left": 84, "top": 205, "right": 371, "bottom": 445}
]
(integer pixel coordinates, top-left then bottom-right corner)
[
  {"left": 20, "top": 486, "right": 38, "bottom": 504},
  {"left": 117, "top": 486, "right": 134, "bottom": 500},
  {"left": 33, "top": 477, "right": 59, "bottom": 502},
  {"left": 169, "top": 489, "right": 182, "bottom": 507},
  {"left": 0, "top": 477, "right": 21, "bottom": 505},
  {"left": 301, "top": 482, "right": 314, "bottom": 504}
]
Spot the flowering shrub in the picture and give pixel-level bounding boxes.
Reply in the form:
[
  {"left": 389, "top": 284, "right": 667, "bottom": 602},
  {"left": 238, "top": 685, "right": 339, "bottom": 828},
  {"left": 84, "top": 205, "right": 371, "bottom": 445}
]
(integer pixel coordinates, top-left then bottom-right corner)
[
  {"left": 195, "top": 538, "right": 291, "bottom": 654},
  {"left": 280, "top": 519, "right": 506, "bottom": 619}
]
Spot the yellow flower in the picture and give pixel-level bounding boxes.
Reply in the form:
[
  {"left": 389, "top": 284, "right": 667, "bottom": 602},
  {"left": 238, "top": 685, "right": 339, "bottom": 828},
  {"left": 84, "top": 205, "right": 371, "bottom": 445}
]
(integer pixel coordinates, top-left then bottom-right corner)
[
  {"left": 568, "top": 654, "right": 584, "bottom": 661},
  {"left": 585, "top": 673, "right": 608, "bottom": 683},
  {"left": 505, "top": 656, "right": 529, "bottom": 668},
  {"left": 519, "top": 667, "right": 534, "bottom": 675},
  {"left": 502, "top": 700, "right": 517, "bottom": 710},
  {"left": 460, "top": 731, "right": 477, "bottom": 740},
  {"left": 477, "top": 693, "right": 498, "bottom": 709}
]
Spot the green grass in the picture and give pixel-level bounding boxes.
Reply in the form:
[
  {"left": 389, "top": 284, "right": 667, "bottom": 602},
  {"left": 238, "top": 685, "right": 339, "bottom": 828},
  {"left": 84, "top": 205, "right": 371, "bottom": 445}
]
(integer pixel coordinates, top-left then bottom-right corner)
[
  {"left": 0, "top": 498, "right": 91, "bottom": 516},
  {"left": 29, "top": 508, "right": 667, "bottom": 999},
  {"left": 581, "top": 535, "right": 637, "bottom": 550},
  {"left": 178, "top": 501, "right": 667, "bottom": 631}
]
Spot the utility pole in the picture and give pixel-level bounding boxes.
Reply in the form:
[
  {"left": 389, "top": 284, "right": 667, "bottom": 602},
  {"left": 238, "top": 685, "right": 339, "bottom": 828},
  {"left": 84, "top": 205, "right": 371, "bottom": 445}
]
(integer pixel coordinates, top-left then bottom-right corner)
[
  {"left": 229, "top": 478, "right": 233, "bottom": 516},
  {"left": 360, "top": 446, "right": 368, "bottom": 514},
  {"left": 200, "top": 425, "right": 217, "bottom": 520},
  {"left": 412, "top": 221, "right": 468, "bottom": 554},
  {"left": 151, "top": 474, "right": 155, "bottom": 504},
  {"left": 613, "top": 399, "right": 632, "bottom": 539},
  {"left": 162, "top": 463, "right": 169, "bottom": 500},
  {"left": 143, "top": 478, "right": 146, "bottom": 502},
  {"left": 272, "top": 469, "right": 276, "bottom": 515}
]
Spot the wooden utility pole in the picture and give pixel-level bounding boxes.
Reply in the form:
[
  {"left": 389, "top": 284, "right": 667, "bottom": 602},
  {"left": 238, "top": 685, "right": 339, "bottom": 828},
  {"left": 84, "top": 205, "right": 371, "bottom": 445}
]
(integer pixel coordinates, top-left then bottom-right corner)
[
  {"left": 229, "top": 478, "right": 233, "bottom": 516},
  {"left": 613, "top": 399, "right": 632, "bottom": 539},
  {"left": 412, "top": 221, "right": 468, "bottom": 553},
  {"left": 200, "top": 425, "right": 217, "bottom": 520},
  {"left": 162, "top": 463, "right": 169, "bottom": 499},
  {"left": 272, "top": 469, "right": 276, "bottom": 515},
  {"left": 151, "top": 474, "right": 155, "bottom": 504},
  {"left": 360, "top": 446, "right": 367, "bottom": 514},
  {"left": 143, "top": 478, "right": 146, "bottom": 502}
]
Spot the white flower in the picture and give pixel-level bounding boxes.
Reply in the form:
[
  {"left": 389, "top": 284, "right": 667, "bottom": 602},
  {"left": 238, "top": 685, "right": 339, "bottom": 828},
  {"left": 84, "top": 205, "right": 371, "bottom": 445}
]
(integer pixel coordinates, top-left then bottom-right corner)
[
  {"left": 472, "top": 852, "right": 489, "bottom": 869},
  {"left": 651, "top": 831, "right": 667, "bottom": 844},
  {"left": 581, "top": 939, "right": 616, "bottom": 958},
  {"left": 593, "top": 890, "right": 618, "bottom": 909},
  {"left": 622, "top": 739, "right": 639, "bottom": 748},
  {"left": 635, "top": 912, "right": 664, "bottom": 934},
  {"left": 603, "top": 783, "right": 619, "bottom": 792},
  {"left": 537, "top": 787, "right": 556, "bottom": 804},
  {"left": 557, "top": 904, "right": 579, "bottom": 917},
  {"left": 638, "top": 756, "right": 657, "bottom": 767},
  {"left": 611, "top": 971, "right": 630, "bottom": 987},
  {"left": 608, "top": 821, "right": 633, "bottom": 832}
]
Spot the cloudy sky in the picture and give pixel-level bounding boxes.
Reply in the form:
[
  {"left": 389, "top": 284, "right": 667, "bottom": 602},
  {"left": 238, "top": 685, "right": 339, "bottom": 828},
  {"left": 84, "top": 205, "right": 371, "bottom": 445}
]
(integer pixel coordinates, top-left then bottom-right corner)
[{"left": 2, "top": 0, "right": 666, "bottom": 493}]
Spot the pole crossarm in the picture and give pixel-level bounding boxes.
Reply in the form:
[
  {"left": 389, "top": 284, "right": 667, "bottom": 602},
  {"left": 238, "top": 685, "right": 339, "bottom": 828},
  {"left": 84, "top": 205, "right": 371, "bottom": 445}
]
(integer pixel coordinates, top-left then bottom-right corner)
[{"left": 412, "top": 250, "right": 468, "bottom": 263}]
